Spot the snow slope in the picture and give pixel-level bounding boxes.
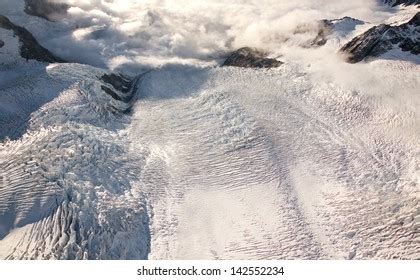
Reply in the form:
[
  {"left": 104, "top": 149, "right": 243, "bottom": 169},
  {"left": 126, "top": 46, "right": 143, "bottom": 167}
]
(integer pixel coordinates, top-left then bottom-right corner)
[
  {"left": 1, "top": 59, "right": 419, "bottom": 260},
  {"left": 0, "top": 60, "right": 150, "bottom": 259},
  {"left": 0, "top": 0, "right": 419, "bottom": 260},
  {"left": 126, "top": 63, "right": 419, "bottom": 259}
]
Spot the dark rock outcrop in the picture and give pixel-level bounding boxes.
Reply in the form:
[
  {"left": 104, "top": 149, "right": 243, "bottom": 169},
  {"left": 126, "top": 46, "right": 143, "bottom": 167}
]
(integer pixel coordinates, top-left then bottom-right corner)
[
  {"left": 340, "top": 12, "right": 419, "bottom": 63},
  {"left": 24, "top": 0, "right": 69, "bottom": 22},
  {"left": 0, "top": 15, "right": 64, "bottom": 63},
  {"left": 0, "top": 39, "right": 4, "bottom": 48},
  {"left": 383, "top": 0, "right": 420, "bottom": 7},
  {"left": 100, "top": 73, "right": 137, "bottom": 108},
  {"left": 101, "top": 85, "right": 124, "bottom": 101},
  {"left": 222, "top": 47, "right": 283, "bottom": 68},
  {"left": 101, "top": 73, "right": 133, "bottom": 94}
]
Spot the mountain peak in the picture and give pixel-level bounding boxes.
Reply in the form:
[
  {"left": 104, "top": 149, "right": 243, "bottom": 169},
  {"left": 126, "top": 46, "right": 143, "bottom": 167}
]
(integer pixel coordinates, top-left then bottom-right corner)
[{"left": 0, "top": 15, "right": 64, "bottom": 63}]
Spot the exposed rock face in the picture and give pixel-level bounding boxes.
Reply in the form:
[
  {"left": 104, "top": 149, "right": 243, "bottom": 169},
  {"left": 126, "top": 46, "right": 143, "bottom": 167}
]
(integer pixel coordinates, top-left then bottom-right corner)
[
  {"left": 100, "top": 73, "right": 138, "bottom": 113},
  {"left": 340, "top": 12, "right": 420, "bottom": 63},
  {"left": 0, "top": 39, "right": 4, "bottom": 48},
  {"left": 383, "top": 0, "right": 420, "bottom": 7},
  {"left": 222, "top": 47, "right": 283, "bottom": 68},
  {"left": 24, "top": 0, "right": 69, "bottom": 21},
  {"left": 101, "top": 73, "right": 133, "bottom": 94},
  {"left": 0, "top": 15, "right": 64, "bottom": 63}
]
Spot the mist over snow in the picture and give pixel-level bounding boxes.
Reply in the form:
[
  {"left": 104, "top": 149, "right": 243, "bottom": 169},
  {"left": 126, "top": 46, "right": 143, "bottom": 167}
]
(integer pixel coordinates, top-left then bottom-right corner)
[
  {"left": 12, "top": 0, "right": 416, "bottom": 108},
  {"left": 1, "top": 0, "right": 396, "bottom": 72}
]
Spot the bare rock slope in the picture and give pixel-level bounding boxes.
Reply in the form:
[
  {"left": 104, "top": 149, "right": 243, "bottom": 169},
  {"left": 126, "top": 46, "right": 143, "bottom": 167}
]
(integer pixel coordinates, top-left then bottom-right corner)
[
  {"left": 223, "top": 47, "right": 283, "bottom": 68},
  {"left": 0, "top": 15, "right": 64, "bottom": 63},
  {"left": 340, "top": 12, "right": 420, "bottom": 63},
  {"left": 383, "top": 0, "right": 420, "bottom": 7}
]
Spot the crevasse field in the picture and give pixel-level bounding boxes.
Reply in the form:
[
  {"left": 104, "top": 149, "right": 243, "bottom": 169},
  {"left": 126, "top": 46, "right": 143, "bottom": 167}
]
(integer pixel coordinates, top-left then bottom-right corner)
[{"left": 0, "top": 0, "right": 419, "bottom": 259}]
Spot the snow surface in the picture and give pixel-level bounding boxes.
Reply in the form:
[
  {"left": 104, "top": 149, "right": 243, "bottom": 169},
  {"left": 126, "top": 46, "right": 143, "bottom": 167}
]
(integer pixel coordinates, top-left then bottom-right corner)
[
  {"left": 127, "top": 64, "right": 419, "bottom": 259},
  {"left": 1, "top": 61, "right": 419, "bottom": 260},
  {"left": 0, "top": 0, "right": 419, "bottom": 259},
  {"left": 0, "top": 61, "right": 149, "bottom": 259}
]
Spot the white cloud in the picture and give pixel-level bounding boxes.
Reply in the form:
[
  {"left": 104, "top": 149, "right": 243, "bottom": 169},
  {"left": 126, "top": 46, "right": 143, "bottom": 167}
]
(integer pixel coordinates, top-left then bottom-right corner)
[{"left": 33, "top": 0, "right": 393, "bottom": 72}]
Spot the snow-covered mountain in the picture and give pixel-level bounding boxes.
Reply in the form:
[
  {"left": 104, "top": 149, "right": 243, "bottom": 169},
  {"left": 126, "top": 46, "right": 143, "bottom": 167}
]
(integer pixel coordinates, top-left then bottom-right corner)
[
  {"left": 383, "top": 0, "right": 420, "bottom": 7},
  {"left": 340, "top": 12, "right": 419, "bottom": 63},
  {"left": 0, "top": 15, "right": 63, "bottom": 63},
  {"left": 0, "top": 0, "right": 419, "bottom": 259}
]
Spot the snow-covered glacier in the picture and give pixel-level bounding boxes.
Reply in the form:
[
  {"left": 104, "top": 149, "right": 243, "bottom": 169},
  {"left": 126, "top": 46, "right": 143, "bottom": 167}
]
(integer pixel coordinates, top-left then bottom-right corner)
[
  {"left": 0, "top": 0, "right": 419, "bottom": 259},
  {"left": 129, "top": 63, "right": 419, "bottom": 259},
  {"left": 0, "top": 62, "right": 150, "bottom": 259}
]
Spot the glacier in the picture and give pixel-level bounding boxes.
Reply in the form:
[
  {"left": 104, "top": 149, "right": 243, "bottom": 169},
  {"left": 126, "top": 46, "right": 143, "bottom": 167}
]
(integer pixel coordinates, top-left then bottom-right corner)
[{"left": 0, "top": 0, "right": 419, "bottom": 259}]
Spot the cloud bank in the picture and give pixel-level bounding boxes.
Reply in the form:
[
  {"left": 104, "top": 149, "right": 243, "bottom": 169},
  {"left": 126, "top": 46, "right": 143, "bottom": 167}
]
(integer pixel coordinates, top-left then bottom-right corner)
[{"left": 24, "top": 0, "right": 394, "bottom": 72}]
